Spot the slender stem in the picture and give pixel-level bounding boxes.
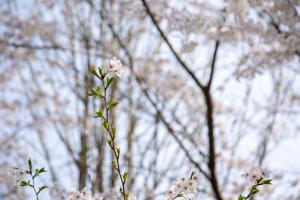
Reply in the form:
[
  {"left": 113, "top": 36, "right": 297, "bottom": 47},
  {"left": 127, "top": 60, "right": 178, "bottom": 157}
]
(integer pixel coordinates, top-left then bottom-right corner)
[
  {"left": 100, "top": 77, "right": 127, "bottom": 200},
  {"left": 172, "top": 193, "right": 182, "bottom": 200},
  {"left": 244, "top": 179, "right": 266, "bottom": 199},
  {"left": 30, "top": 172, "right": 39, "bottom": 200}
]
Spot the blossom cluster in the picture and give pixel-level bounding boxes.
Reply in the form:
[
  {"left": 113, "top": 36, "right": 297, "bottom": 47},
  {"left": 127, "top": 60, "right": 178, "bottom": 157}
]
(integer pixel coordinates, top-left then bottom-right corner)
[
  {"left": 164, "top": 171, "right": 200, "bottom": 200},
  {"left": 109, "top": 57, "right": 124, "bottom": 78},
  {"left": 238, "top": 167, "right": 272, "bottom": 200},
  {"left": 67, "top": 189, "right": 103, "bottom": 200},
  {"left": 241, "top": 167, "right": 269, "bottom": 182},
  {"left": 67, "top": 189, "right": 137, "bottom": 200},
  {"left": 10, "top": 167, "right": 26, "bottom": 184}
]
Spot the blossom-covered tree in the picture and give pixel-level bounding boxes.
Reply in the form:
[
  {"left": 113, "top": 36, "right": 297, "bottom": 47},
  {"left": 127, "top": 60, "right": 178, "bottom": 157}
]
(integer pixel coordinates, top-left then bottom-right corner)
[{"left": 0, "top": 0, "right": 299, "bottom": 199}]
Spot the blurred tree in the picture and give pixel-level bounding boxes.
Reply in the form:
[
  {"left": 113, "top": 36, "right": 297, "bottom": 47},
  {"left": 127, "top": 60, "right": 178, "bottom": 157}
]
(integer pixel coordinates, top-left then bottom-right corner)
[{"left": 0, "top": 0, "right": 299, "bottom": 199}]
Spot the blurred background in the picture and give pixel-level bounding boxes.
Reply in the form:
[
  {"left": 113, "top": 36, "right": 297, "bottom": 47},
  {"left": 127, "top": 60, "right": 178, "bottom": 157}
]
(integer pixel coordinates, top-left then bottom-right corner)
[{"left": 0, "top": 0, "right": 300, "bottom": 199}]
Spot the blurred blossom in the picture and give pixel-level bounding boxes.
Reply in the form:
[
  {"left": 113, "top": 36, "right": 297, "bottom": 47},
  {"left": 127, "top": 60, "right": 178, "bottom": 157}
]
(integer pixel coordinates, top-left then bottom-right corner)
[
  {"left": 10, "top": 167, "right": 26, "bottom": 184},
  {"left": 164, "top": 171, "right": 200, "bottom": 199},
  {"left": 110, "top": 57, "right": 124, "bottom": 78},
  {"left": 241, "top": 167, "right": 270, "bottom": 182}
]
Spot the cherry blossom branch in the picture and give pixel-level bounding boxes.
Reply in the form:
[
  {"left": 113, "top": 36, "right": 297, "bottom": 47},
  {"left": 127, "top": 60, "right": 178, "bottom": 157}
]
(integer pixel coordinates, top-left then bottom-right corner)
[
  {"left": 12, "top": 158, "right": 48, "bottom": 200},
  {"left": 140, "top": 0, "right": 206, "bottom": 92},
  {"left": 104, "top": 17, "right": 210, "bottom": 179},
  {"left": 238, "top": 168, "right": 272, "bottom": 200},
  {"left": 89, "top": 60, "right": 130, "bottom": 200},
  {"left": 140, "top": 2, "right": 223, "bottom": 199}
]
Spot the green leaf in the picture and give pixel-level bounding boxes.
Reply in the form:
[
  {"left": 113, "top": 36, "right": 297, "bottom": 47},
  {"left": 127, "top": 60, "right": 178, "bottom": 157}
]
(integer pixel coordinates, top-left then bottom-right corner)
[
  {"left": 251, "top": 187, "right": 259, "bottom": 195},
  {"left": 35, "top": 167, "right": 47, "bottom": 176},
  {"left": 91, "top": 68, "right": 100, "bottom": 79},
  {"left": 112, "top": 127, "right": 116, "bottom": 138},
  {"left": 262, "top": 179, "right": 272, "bottom": 185},
  {"left": 94, "top": 108, "right": 104, "bottom": 118},
  {"left": 99, "top": 67, "right": 107, "bottom": 78},
  {"left": 102, "top": 121, "right": 109, "bottom": 130},
  {"left": 108, "top": 101, "right": 118, "bottom": 110},
  {"left": 238, "top": 194, "right": 244, "bottom": 200},
  {"left": 107, "top": 139, "right": 112, "bottom": 147},
  {"left": 116, "top": 147, "right": 120, "bottom": 158},
  {"left": 88, "top": 89, "right": 97, "bottom": 97},
  {"left": 112, "top": 160, "right": 117, "bottom": 169},
  {"left": 88, "top": 87, "right": 102, "bottom": 97},
  {"left": 256, "top": 177, "right": 263, "bottom": 184},
  {"left": 37, "top": 185, "right": 48, "bottom": 194},
  {"left": 95, "top": 86, "right": 101, "bottom": 95},
  {"left": 123, "top": 172, "right": 128, "bottom": 183},
  {"left": 28, "top": 158, "right": 32, "bottom": 173},
  {"left": 19, "top": 181, "right": 28, "bottom": 187},
  {"left": 106, "top": 77, "right": 115, "bottom": 88}
]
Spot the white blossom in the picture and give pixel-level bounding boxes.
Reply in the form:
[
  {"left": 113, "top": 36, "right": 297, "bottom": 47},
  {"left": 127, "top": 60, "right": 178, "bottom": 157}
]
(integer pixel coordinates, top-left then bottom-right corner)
[
  {"left": 164, "top": 187, "right": 175, "bottom": 199},
  {"left": 10, "top": 167, "right": 25, "bottom": 183},
  {"left": 110, "top": 57, "right": 124, "bottom": 78},
  {"left": 67, "top": 189, "right": 103, "bottom": 200},
  {"left": 186, "top": 179, "right": 197, "bottom": 194},
  {"left": 164, "top": 171, "right": 200, "bottom": 199},
  {"left": 128, "top": 194, "right": 137, "bottom": 200},
  {"left": 241, "top": 167, "right": 269, "bottom": 182},
  {"left": 191, "top": 172, "right": 200, "bottom": 183}
]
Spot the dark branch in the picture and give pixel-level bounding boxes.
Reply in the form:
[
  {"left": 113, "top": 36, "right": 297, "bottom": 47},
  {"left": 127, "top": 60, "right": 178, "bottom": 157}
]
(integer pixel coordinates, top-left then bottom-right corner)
[
  {"left": 140, "top": 0, "right": 205, "bottom": 92},
  {"left": 0, "top": 40, "right": 64, "bottom": 50},
  {"left": 104, "top": 12, "right": 210, "bottom": 180},
  {"left": 140, "top": 1, "right": 223, "bottom": 199},
  {"left": 206, "top": 41, "right": 220, "bottom": 89}
]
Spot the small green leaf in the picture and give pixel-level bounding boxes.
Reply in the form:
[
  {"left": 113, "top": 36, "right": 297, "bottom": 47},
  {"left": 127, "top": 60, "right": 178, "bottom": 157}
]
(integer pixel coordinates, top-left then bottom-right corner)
[
  {"left": 91, "top": 68, "right": 100, "bottom": 79},
  {"left": 95, "top": 87, "right": 101, "bottom": 95},
  {"left": 88, "top": 87, "right": 102, "bottom": 97},
  {"left": 116, "top": 147, "right": 120, "bottom": 158},
  {"left": 108, "top": 101, "right": 118, "bottom": 110},
  {"left": 107, "top": 140, "right": 112, "bottom": 147},
  {"left": 37, "top": 185, "right": 48, "bottom": 194},
  {"left": 251, "top": 187, "right": 259, "bottom": 195},
  {"left": 112, "top": 160, "right": 117, "bottom": 169},
  {"left": 256, "top": 177, "right": 263, "bottom": 184},
  {"left": 123, "top": 172, "right": 128, "bottom": 183},
  {"left": 19, "top": 181, "right": 28, "bottom": 187},
  {"left": 106, "top": 77, "right": 115, "bottom": 88},
  {"left": 102, "top": 121, "right": 109, "bottom": 130},
  {"left": 262, "top": 179, "right": 272, "bottom": 185},
  {"left": 94, "top": 108, "right": 104, "bottom": 118},
  {"left": 35, "top": 167, "right": 47, "bottom": 176},
  {"left": 99, "top": 67, "right": 107, "bottom": 78},
  {"left": 238, "top": 194, "right": 244, "bottom": 200},
  {"left": 88, "top": 89, "right": 96, "bottom": 97},
  {"left": 28, "top": 158, "right": 32, "bottom": 173},
  {"left": 112, "top": 127, "right": 116, "bottom": 138}
]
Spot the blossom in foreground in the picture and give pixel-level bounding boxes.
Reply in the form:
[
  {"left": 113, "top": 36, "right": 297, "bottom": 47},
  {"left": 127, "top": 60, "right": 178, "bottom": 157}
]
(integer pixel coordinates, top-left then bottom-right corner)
[
  {"left": 164, "top": 171, "right": 200, "bottom": 200},
  {"left": 110, "top": 57, "right": 124, "bottom": 78},
  {"left": 128, "top": 194, "right": 137, "bottom": 200},
  {"left": 239, "top": 167, "right": 272, "bottom": 200},
  {"left": 241, "top": 167, "right": 269, "bottom": 182},
  {"left": 67, "top": 188, "right": 103, "bottom": 200}
]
